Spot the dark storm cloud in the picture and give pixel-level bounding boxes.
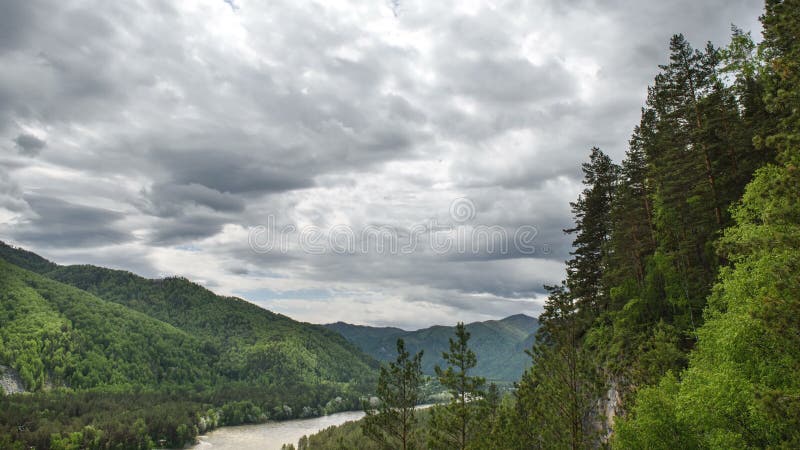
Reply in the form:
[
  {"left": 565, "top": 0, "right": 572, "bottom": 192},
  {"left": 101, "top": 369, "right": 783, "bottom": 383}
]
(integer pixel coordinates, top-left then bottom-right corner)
[
  {"left": 12, "top": 196, "right": 131, "bottom": 248},
  {"left": 147, "top": 215, "right": 227, "bottom": 245},
  {"left": 0, "top": 6, "right": 127, "bottom": 129},
  {"left": 140, "top": 183, "right": 246, "bottom": 217},
  {"left": 13, "top": 133, "right": 46, "bottom": 156},
  {"left": 0, "top": 0, "right": 765, "bottom": 326},
  {"left": 156, "top": 150, "right": 314, "bottom": 195}
]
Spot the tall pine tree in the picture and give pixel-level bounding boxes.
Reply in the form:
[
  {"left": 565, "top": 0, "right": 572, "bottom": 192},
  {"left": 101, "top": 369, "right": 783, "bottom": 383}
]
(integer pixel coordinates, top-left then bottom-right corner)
[
  {"left": 565, "top": 147, "right": 619, "bottom": 320},
  {"left": 363, "top": 339, "right": 424, "bottom": 450},
  {"left": 428, "top": 323, "right": 485, "bottom": 450}
]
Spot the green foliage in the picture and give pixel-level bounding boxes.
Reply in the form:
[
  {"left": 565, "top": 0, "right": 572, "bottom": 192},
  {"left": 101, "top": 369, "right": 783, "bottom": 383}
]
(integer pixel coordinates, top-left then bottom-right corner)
[
  {"left": 565, "top": 147, "right": 619, "bottom": 318},
  {"left": 0, "top": 390, "right": 216, "bottom": 449},
  {"left": 613, "top": 373, "right": 699, "bottom": 449},
  {"left": 39, "top": 263, "right": 378, "bottom": 387},
  {"left": 428, "top": 323, "right": 486, "bottom": 450},
  {"left": 362, "top": 339, "right": 424, "bottom": 450},
  {"left": 0, "top": 259, "right": 212, "bottom": 391},
  {"left": 515, "top": 284, "right": 604, "bottom": 449},
  {"left": 568, "top": 17, "right": 782, "bottom": 429},
  {"left": 505, "top": 148, "right": 616, "bottom": 449},
  {"left": 617, "top": 1, "right": 800, "bottom": 447},
  {"left": 220, "top": 400, "right": 267, "bottom": 425},
  {"left": 308, "top": 394, "right": 521, "bottom": 450}
]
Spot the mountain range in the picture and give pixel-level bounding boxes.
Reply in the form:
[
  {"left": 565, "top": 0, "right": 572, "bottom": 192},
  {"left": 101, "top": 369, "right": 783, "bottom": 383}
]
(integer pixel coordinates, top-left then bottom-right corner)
[
  {"left": 0, "top": 241, "right": 540, "bottom": 391},
  {"left": 325, "top": 313, "right": 539, "bottom": 381}
]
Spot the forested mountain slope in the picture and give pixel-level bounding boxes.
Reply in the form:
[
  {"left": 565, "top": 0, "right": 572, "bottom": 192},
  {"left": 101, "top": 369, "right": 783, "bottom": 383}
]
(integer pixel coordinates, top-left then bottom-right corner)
[
  {"left": 0, "top": 242, "right": 379, "bottom": 448},
  {"left": 0, "top": 241, "right": 377, "bottom": 389},
  {"left": 326, "top": 314, "right": 539, "bottom": 381},
  {"left": 0, "top": 258, "right": 213, "bottom": 391}
]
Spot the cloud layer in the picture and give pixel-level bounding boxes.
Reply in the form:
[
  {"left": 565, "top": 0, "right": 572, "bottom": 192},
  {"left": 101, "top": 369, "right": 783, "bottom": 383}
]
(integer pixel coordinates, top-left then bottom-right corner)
[{"left": 0, "top": 0, "right": 762, "bottom": 328}]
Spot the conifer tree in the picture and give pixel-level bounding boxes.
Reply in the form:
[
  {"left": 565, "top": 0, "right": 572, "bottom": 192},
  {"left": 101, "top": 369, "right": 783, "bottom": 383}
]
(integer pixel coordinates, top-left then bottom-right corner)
[
  {"left": 470, "top": 383, "right": 503, "bottom": 449},
  {"left": 564, "top": 147, "right": 619, "bottom": 319},
  {"left": 605, "top": 123, "right": 656, "bottom": 295},
  {"left": 362, "top": 339, "right": 424, "bottom": 450},
  {"left": 514, "top": 283, "right": 603, "bottom": 449},
  {"left": 428, "top": 323, "right": 485, "bottom": 450}
]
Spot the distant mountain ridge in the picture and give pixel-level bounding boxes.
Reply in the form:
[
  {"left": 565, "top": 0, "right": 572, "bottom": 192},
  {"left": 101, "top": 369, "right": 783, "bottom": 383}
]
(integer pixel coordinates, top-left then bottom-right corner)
[{"left": 325, "top": 314, "right": 539, "bottom": 381}]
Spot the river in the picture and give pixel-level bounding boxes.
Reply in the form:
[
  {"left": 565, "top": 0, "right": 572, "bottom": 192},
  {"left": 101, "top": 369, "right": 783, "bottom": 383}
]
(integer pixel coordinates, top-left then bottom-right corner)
[{"left": 190, "top": 410, "right": 366, "bottom": 450}]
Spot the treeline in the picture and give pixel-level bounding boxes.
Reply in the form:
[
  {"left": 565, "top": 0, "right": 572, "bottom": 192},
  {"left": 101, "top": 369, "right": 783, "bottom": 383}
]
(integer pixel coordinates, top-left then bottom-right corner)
[
  {"left": 0, "top": 384, "right": 369, "bottom": 450},
  {"left": 0, "top": 390, "right": 215, "bottom": 450},
  {"left": 306, "top": 1, "right": 800, "bottom": 448}
]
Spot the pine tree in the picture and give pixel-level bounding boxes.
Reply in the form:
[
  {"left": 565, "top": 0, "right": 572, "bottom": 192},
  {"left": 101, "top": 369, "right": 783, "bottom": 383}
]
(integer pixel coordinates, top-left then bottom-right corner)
[
  {"left": 605, "top": 121, "right": 657, "bottom": 298},
  {"left": 428, "top": 323, "right": 485, "bottom": 450},
  {"left": 515, "top": 283, "right": 603, "bottom": 449},
  {"left": 362, "top": 339, "right": 424, "bottom": 450},
  {"left": 564, "top": 147, "right": 619, "bottom": 319},
  {"left": 626, "top": 32, "right": 771, "bottom": 343},
  {"left": 644, "top": 36, "right": 724, "bottom": 332},
  {"left": 470, "top": 383, "right": 503, "bottom": 449}
]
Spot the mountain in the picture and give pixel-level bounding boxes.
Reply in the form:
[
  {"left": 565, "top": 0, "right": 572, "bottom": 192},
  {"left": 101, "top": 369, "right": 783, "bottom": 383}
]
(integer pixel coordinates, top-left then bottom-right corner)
[
  {"left": 0, "top": 257, "right": 214, "bottom": 391},
  {"left": 0, "top": 242, "right": 377, "bottom": 408},
  {"left": 325, "top": 314, "right": 539, "bottom": 381},
  {"left": 0, "top": 241, "right": 380, "bottom": 447},
  {"left": 0, "top": 241, "right": 378, "bottom": 393}
]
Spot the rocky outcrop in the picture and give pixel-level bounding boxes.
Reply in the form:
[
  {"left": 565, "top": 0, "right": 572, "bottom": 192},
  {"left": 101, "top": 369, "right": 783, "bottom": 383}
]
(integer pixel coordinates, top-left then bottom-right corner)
[
  {"left": 0, "top": 365, "right": 26, "bottom": 395},
  {"left": 601, "top": 380, "right": 622, "bottom": 441},
  {"left": 591, "top": 377, "right": 624, "bottom": 445}
]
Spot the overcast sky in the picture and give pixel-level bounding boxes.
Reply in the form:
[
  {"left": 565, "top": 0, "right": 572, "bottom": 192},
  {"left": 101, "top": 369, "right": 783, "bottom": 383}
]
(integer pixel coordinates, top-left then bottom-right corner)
[{"left": 0, "top": 0, "right": 762, "bottom": 329}]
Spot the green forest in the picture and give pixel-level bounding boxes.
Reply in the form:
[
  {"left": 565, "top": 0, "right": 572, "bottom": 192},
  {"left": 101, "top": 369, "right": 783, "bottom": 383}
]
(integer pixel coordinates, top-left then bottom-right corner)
[
  {"left": 304, "top": 1, "right": 800, "bottom": 448},
  {"left": 0, "top": 244, "right": 378, "bottom": 449}
]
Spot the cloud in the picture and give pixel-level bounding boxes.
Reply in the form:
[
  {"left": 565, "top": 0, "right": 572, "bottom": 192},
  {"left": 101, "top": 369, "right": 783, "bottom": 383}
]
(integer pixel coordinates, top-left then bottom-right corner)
[
  {"left": 0, "top": 0, "right": 764, "bottom": 327},
  {"left": 139, "top": 182, "right": 246, "bottom": 217},
  {"left": 0, "top": 2, "right": 35, "bottom": 53},
  {"left": 11, "top": 195, "right": 131, "bottom": 248},
  {"left": 0, "top": 168, "right": 31, "bottom": 224},
  {"left": 13, "top": 133, "right": 46, "bottom": 156},
  {"left": 147, "top": 215, "right": 227, "bottom": 245}
]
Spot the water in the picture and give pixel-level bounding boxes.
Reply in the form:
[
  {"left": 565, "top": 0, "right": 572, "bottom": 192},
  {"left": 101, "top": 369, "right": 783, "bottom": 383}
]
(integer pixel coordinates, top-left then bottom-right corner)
[{"left": 190, "top": 410, "right": 366, "bottom": 450}]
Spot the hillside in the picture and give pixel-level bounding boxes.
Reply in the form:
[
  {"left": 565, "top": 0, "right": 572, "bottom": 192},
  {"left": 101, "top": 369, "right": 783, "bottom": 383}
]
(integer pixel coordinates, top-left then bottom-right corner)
[
  {"left": 0, "top": 242, "right": 379, "bottom": 448},
  {"left": 326, "top": 314, "right": 539, "bottom": 381},
  {"left": 0, "top": 241, "right": 377, "bottom": 390},
  {"left": 0, "top": 258, "right": 214, "bottom": 391}
]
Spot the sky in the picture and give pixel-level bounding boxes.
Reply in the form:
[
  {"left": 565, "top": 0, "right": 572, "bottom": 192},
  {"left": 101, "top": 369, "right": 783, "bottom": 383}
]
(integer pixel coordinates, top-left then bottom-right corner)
[{"left": 0, "top": 0, "right": 763, "bottom": 329}]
